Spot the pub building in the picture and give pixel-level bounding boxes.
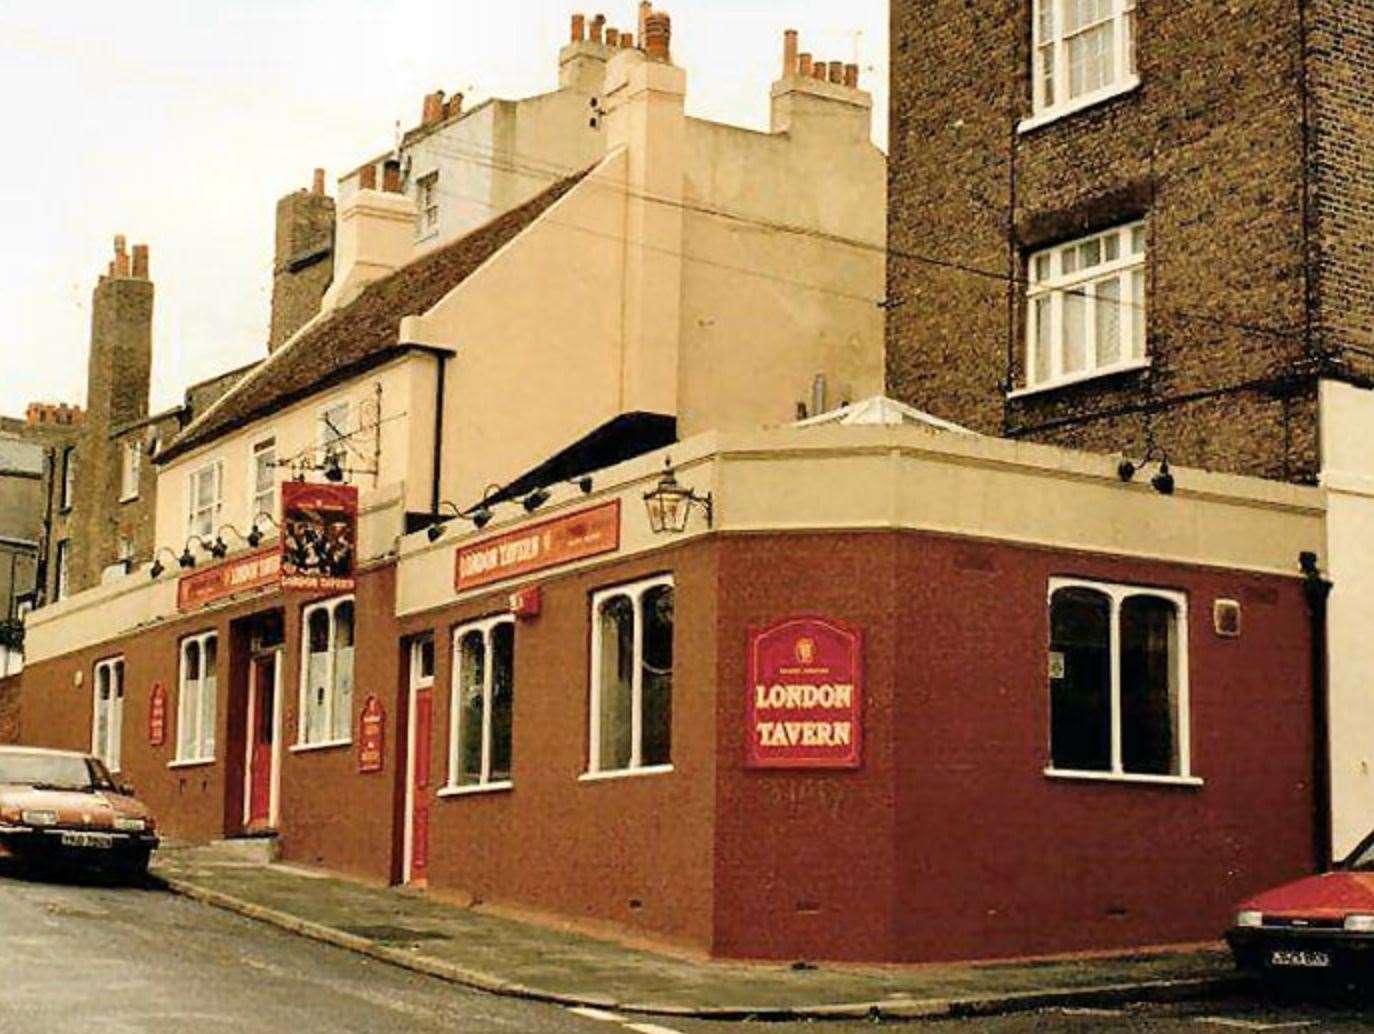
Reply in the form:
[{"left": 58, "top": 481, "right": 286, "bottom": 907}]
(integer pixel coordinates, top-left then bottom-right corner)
[{"left": 17, "top": 406, "right": 1325, "bottom": 963}]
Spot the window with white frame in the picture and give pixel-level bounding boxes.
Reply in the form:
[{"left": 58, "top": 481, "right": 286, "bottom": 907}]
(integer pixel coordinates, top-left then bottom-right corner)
[
  {"left": 251, "top": 437, "right": 277, "bottom": 523},
  {"left": 300, "top": 596, "right": 354, "bottom": 746},
  {"left": 587, "top": 576, "right": 674, "bottom": 776},
  {"left": 318, "top": 401, "right": 352, "bottom": 467},
  {"left": 176, "top": 631, "right": 218, "bottom": 763},
  {"left": 92, "top": 657, "right": 124, "bottom": 771},
  {"left": 1024, "top": 222, "right": 1146, "bottom": 391},
  {"left": 187, "top": 461, "right": 223, "bottom": 540},
  {"left": 448, "top": 616, "right": 514, "bottom": 791},
  {"left": 1032, "top": 0, "right": 1138, "bottom": 119},
  {"left": 119, "top": 440, "right": 141, "bottom": 502},
  {"left": 53, "top": 540, "right": 69, "bottom": 601},
  {"left": 416, "top": 172, "right": 439, "bottom": 236},
  {"left": 60, "top": 447, "right": 75, "bottom": 511},
  {"left": 1047, "top": 579, "right": 1189, "bottom": 780}
]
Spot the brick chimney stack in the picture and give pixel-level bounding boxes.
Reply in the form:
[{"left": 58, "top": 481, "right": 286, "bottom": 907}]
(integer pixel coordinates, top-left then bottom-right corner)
[
  {"left": 643, "top": 10, "right": 671, "bottom": 62},
  {"left": 770, "top": 29, "right": 872, "bottom": 140},
  {"left": 269, "top": 171, "right": 336, "bottom": 352}
]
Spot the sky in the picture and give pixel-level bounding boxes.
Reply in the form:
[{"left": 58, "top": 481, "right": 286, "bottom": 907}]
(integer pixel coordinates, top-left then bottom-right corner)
[{"left": 0, "top": 0, "right": 888, "bottom": 415}]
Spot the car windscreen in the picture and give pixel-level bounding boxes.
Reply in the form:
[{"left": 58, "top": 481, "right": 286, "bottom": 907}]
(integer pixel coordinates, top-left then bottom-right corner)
[{"left": 0, "top": 753, "right": 109, "bottom": 792}]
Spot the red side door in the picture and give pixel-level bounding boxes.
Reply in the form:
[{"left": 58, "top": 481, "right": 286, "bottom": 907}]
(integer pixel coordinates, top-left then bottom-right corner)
[
  {"left": 410, "top": 686, "right": 433, "bottom": 881},
  {"left": 248, "top": 655, "right": 276, "bottom": 828}
]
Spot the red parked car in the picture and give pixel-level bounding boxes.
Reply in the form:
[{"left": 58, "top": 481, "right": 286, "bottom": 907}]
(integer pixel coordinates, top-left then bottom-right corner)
[{"left": 1228, "top": 835, "right": 1374, "bottom": 981}]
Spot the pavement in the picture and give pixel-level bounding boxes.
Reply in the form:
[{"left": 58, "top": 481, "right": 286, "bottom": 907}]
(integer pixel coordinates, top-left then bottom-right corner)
[{"left": 151, "top": 842, "right": 1253, "bottom": 1023}]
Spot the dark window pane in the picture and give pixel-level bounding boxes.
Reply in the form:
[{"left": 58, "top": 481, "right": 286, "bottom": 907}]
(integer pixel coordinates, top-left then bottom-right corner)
[
  {"left": 598, "top": 595, "right": 635, "bottom": 770},
  {"left": 490, "top": 622, "right": 514, "bottom": 782},
  {"left": 458, "top": 630, "right": 485, "bottom": 785},
  {"left": 1049, "top": 587, "right": 1112, "bottom": 771},
  {"left": 1121, "top": 595, "right": 1179, "bottom": 775},
  {"left": 641, "top": 586, "right": 674, "bottom": 767}
]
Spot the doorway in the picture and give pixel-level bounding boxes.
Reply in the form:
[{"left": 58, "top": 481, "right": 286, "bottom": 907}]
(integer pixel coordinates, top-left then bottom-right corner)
[
  {"left": 243, "top": 613, "right": 284, "bottom": 833},
  {"left": 403, "top": 634, "right": 436, "bottom": 884}
]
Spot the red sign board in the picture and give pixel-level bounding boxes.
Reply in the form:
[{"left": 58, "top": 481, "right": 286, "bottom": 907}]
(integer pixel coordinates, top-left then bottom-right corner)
[
  {"left": 746, "top": 617, "right": 863, "bottom": 769},
  {"left": 455, "top": 500, "right": 620, "bottom": 590},
  {"left": 149, "top": 682, "right": 167, "bottom": 747},
  {"left": 358, "top": 695, "right": 384, "bottom": 773},
  {"left": 177, "top": 548, "right": 281, "bottom": 612},
  {"left": 282, "top": 482, "right": 358, "bottom": 592},
  {"left": 509, "top": 586, "right": 542, "bottom": 619}
]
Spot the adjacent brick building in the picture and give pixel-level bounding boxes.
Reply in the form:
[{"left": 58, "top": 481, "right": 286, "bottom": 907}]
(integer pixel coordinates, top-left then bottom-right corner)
[{"left": 886, "top": 0, "right": 1372, "bottom": 482}]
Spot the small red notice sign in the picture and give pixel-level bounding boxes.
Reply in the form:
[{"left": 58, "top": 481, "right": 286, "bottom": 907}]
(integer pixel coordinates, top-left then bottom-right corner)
[
  {"left": 177, "top": 548, "right": 281, "bottom": 612},
  {"left": 149, "top": 682, "right": 167, "bottom": 747},
  {"left": 746, "top": 617, "right": 863, "bottom": 769},
  {"left": 358, "top": 695, "right": 384, "bottom": 773},
  {"left": 455, "top": 500, "right": 620, "bottom": 591}
]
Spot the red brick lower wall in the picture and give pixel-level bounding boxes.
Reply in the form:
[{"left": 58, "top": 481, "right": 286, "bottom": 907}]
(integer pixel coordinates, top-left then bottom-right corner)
[{"left": 711, "top": 531, "right": 1316, "bottom": 963}]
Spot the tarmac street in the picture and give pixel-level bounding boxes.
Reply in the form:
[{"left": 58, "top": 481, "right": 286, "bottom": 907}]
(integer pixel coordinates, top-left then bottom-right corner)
[{"left": 4, "top": 862, "right": 1374, "bottom": 1034}]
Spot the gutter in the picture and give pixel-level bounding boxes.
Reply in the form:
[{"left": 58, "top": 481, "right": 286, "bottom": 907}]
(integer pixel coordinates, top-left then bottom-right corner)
[{"left": 1300, "top": 550, "right": 1333, "bottom": 871}]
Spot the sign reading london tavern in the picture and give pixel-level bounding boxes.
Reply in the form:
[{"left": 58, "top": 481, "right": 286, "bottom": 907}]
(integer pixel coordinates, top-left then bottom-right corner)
[
  {"left": 746, "top": 616, "right": 863, "bottom": 769},
  {"left": 455, "top": 500, "right": 620, "bottom": 591},
  {"left": 177, "top": 548, "right": 282, "bottom": 611}
]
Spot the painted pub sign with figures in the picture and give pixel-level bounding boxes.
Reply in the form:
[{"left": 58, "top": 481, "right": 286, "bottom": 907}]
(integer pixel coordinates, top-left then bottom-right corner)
[
  {"left": 281, "top": 482, "right": 358, "bottom": 592},
  {"left": 746, "top": 616, "right": 863, "bottom": 769}
]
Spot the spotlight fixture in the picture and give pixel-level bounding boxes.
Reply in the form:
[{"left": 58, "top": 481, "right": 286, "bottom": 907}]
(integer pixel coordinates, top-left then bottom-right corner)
[
  {"left": 149, "top": 546, "right": 182, "bottom": 580},
  {"left": 471, "top": 505, "right": 493, "bottom": 530},
  {"left": 522, "top": 487, "right": 551, "bottom": 513},
  {"left": 643, "top": 456, "right": 713, "bottom": 534},
  {"left": 248, "top": 513, "right": 278, "bottom": 549},
  {"left": 323, "top": 454, "right": 346, "bottom": 483},
  {"left": 427, "top": 522, "right": 446, "bottom": 543},
  {"left": 247, "top": 526, "right": 263, "bottom": 549},
  {"left": 1151, "top": 460, "right": 1175, "bottom": 496},
  {"left": 1116, "top": 458, "right": 1137, "bottom": 483},
  {"left": 178, "top": 547, "right": 196, "bottom": 570},
  {"left": 209, "top": 537, "right": 229, "bottom": 560},
  {"left": 568, "top": 475, "right": 594, "bottom": 495}
]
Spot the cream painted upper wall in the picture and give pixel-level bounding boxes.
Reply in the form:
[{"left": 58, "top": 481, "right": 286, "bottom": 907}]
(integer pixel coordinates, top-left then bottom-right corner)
[{"left": 151, "top": 353, "right": 438, "bottom": 561}]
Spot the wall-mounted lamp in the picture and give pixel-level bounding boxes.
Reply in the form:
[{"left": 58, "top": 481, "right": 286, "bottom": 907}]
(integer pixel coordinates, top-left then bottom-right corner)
[
  {"left": 643, "top": 457, "right": 713, "bottom": 534},
  {"left": 522, "top": 487, "right": 551, "bottom": 513},
  {"left": 1117, "top": 451, "right": 1175, "bottom": 496},
  {"left": 427, "top": 501, "right": 463, "bottom": 543},
  {"left": 149, "top": 547, "right": 183, "bottom": 580},
  {"left": 568, "top": 475, "right": 594, "bottom": 495}
]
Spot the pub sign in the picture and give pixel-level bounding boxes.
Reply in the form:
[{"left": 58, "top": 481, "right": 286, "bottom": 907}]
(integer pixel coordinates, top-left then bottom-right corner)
[
  {"left": 746, "top": 617, "right": 863, "bottom": 769},
  {"left": 358, "top": 696, "right": 384, "bottom": 774},
  {"left": 281, "top": 482, "right": 358, "bottom": 592},
  {"left": 148, "top": 682, "right": 167, "bottom": 747}
]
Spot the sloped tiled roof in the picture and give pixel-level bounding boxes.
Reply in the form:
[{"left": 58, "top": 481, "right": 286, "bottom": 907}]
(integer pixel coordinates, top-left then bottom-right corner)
[{"left": 159, "top": 169, "right": 589, "bottom": 464}]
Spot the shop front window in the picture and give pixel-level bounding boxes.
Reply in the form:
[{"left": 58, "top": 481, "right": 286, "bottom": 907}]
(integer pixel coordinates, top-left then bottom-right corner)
[
  {"left": 299, "top": 596, "right": 354, "bottom": 747},
  {"left": 587, "top": 576, "right": 674, "bottom": 777},
  {"left": 92, "top": 657, "right": 124, "bottom": 771},
  {"left": 176, "top": 632, "right": 217, "bottom": 763},
  {"left": 1047, "top": 579, "right": 1189, "bottom": 781},
  {"left": 447, "top": 617, "right": 514, "bottom": 791}
]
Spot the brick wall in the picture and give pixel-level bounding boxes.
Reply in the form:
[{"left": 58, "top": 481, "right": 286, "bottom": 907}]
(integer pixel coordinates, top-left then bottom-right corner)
[
  {"left": 886, "top": 0, "right": 1370, "bottom": 482},
  {"left": 269, "top": 186, "right": 335, "bottom": 352},
  {"left": 0, "top": 674, "right": 19, "bottom": 743}
]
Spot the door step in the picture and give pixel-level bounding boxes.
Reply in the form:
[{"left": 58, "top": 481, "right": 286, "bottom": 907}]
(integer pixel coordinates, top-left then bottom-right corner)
[{"left": 207, "top": 834, "right": 280, "bottom": 865}]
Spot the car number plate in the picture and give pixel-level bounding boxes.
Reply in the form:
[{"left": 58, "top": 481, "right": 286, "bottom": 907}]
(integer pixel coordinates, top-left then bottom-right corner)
[
  {"left": 60, "top": 831, "right": 113, "bottom": 849},
  {"left": 1270, "top": 949, "right": 1331, "bottom": 968}
]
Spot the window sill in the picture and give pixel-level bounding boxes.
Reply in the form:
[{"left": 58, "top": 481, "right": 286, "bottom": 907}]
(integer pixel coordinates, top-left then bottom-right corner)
[
  {"left": 1018, "top": 77, "right": 1141, "bottom": 134},
  {"left": 437, "top": 781, "right": 513, "bottom": 799},
  {"left": 119, "top": 493, "right": 139, "bottom": 504},
  {"left": 290, "top": 739, "right": 352, "bottom": 754},
  {"left": 1044, "top": 767, "right": 1203, "bottom": 788},
  {"left": 579, "top": 764, "right": 674, "bottom": 783},
  {"left": 168, "top": 757, "right": 215, "bottom": 770},
  {"left": 1008, "top": 358, "right": 1152, "bottom": 400}
]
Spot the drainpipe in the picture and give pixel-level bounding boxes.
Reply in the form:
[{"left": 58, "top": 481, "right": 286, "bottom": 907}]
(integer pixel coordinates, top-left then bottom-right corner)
[
  {"left": 430, "top": 352, "right": 447, "bottom": 515},
  {"left": 1300, "top": 551, "right": 1333, "bottom": 872}
]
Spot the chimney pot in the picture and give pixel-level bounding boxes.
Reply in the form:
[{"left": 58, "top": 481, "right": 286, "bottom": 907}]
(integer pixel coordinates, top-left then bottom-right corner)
[
  {"left": 812, "top": 60, "right": 826, "bottom": 80},
  {"left": 606, "top": 26, "right": 619, "bottom": 46},
  {"left": 359, "top": 164, "right": 377, "bottom": 190},
  {"left": 644, "top": 10, "right": 671, "bottom": 62},
  {"left": 132, "top": 244, "right": 149, "bottom": 280},
  {"left": 422, "top": 90, "right": 447, "bottom": 126},
  {"left": 571, "top": 13, "right": 585, "bottom": 42},
  {"left": 798, "top": 52, "right": 813, "bottom": 77},
  {"left": 844, "top": 63, "right": 859, "bottom": 88},
  {"left": 312, "top": 168, "right": 326, "bottom": 195},
  {"left": 446, "top": 93, "right": 464, "bottom": 119},
  {"left": 639, "top": 1, "right": 651, "bottom": 42},
  {"left": 590, "top": 13, "right": 604, "bottom": 43},
  {"left": 783, "top": 29, "right": 799, "bottom": 78},
  {"left": 114, "top": 234, "right": 127, "bottom": 256},
  {"left": 828, "top": 60, "right": 844, "bottom": 84},
  {"left": 621, "top": 31, "right": 633, "bottom": 48},
  {"left": 382, "top": 159, "right": 401, "bottom": 193}
]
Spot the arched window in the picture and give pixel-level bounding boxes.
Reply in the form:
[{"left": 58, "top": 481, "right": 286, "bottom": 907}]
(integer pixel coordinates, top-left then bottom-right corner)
[
  {"left": 176, "top": 632, "right": 217, "bottom": 763},
  {"left": 587, "top": 575, "right": 675, "bottom": 777},
  {"left": 92, "top": 657, "right": 124, "bottom": 770},
  {"left": 299, "top": 596, "right": 355, "bottom": 747},
  {"left": 446, "top": 617, "right": 515, "bottom": 792},
  {"left": 1047, "top": 579, "right": 1189, "bottom": 780}
]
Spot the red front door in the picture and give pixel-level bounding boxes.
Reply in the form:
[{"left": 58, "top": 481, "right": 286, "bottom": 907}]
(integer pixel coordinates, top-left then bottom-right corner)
[
  {"left": 410, "top": 686, "right": 433, "bottom": 881},
  {"left": 248, "top": 654, "right": 277, "bottom": 829}
]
